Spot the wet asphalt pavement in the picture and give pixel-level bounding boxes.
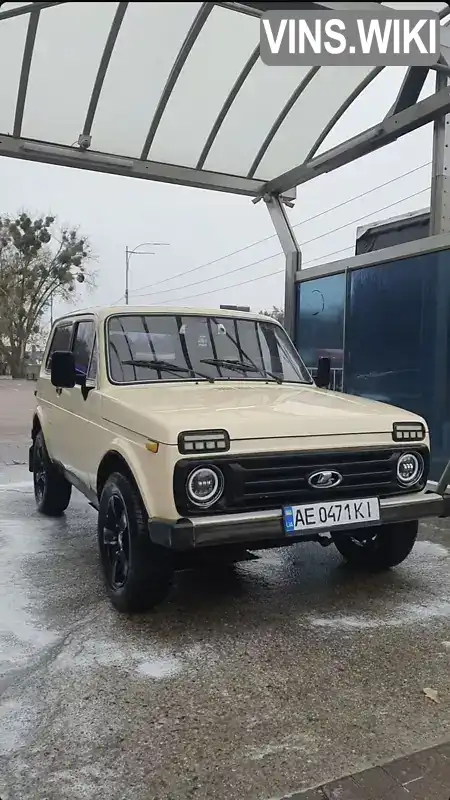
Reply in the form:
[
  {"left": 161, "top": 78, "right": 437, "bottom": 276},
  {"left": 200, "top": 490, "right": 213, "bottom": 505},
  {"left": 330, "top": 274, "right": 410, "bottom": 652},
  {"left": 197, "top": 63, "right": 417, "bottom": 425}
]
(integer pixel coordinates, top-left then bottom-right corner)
[{"left": 1, "top": 382, "right": 450, "bottom": 800}]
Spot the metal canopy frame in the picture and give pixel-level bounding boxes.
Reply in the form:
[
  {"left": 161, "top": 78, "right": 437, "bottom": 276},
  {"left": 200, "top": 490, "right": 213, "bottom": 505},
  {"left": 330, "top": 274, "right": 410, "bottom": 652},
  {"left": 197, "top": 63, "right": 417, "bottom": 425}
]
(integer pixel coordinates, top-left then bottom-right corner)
[
  {"left": 0, "top": 0, "right": 450, "bottom": 340},
  {"left": 0, "top": 1, "right": 449, "bottom": 196}
]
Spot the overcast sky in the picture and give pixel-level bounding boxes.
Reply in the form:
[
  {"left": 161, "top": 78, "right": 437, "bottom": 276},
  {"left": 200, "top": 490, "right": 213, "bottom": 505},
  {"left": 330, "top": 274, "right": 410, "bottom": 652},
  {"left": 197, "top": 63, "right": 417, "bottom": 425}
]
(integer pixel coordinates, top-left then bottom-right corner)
[{"left": 0, "top": 65, "right": 436, "bottom": 325}]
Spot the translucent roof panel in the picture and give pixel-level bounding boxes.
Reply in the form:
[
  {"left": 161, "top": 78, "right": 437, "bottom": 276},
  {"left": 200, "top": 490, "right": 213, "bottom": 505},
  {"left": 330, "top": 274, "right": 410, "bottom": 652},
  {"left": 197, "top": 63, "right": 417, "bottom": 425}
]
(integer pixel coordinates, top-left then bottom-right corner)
[{"left": 0, "top": 0, "right": 449, "bottom": 198}]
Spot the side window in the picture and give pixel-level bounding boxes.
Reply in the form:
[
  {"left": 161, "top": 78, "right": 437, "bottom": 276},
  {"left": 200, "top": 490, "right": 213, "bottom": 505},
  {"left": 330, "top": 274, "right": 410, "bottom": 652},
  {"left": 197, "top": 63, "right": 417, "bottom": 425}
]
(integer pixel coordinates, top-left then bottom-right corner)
[
  {"left": 72, "top": 320, "right": 95, "bottom": 379},
  {"left": 45, "top": 322, "right": 73, "bottom": 369}
]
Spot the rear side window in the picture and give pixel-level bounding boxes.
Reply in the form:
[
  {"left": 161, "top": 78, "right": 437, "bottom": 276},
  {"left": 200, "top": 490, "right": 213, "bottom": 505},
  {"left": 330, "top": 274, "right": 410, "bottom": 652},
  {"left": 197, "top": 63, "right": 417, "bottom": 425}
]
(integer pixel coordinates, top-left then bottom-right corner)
[{"left": 45, "top": 322, "right": 73, "bottom": 369}]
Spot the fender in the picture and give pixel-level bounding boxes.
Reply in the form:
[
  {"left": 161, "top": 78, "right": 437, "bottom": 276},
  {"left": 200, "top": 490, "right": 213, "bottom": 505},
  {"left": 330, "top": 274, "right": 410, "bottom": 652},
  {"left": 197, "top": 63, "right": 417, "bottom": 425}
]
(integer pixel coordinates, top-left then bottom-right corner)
[
  {"left": 29, "top": 405, "right": 49, "bottom": 470},
  {"left": 99, "top": 436, "right": 158, "bottom": 519},
  {"left": 32, "top": 403, "right": 54, "bottom": 442}
]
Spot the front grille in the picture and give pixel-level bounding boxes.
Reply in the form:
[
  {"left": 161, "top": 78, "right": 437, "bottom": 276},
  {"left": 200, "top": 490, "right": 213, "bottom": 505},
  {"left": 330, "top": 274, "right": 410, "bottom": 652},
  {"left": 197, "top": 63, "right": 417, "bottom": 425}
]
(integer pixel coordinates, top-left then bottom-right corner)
[{"left": 173, "top": 446, "right": 429, "bottom": 516}]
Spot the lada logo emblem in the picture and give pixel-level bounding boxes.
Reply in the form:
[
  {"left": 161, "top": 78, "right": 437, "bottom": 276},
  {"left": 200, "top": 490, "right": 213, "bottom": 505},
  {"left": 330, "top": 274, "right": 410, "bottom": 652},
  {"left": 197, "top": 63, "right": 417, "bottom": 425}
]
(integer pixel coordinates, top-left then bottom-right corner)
[{"left": 308, "top": 470, "right": 342, "bottom": 489}]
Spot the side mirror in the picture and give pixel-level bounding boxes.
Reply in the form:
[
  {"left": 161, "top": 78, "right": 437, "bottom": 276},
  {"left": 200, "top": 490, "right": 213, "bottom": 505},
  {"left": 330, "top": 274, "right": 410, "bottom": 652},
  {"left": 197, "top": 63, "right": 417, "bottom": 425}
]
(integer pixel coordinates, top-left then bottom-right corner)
[
  {"left": 50, "top": 350, "right": 76, "bottom": 388},
  {"left": 315, "top": 356, "right": 331, "bottom": 389}
]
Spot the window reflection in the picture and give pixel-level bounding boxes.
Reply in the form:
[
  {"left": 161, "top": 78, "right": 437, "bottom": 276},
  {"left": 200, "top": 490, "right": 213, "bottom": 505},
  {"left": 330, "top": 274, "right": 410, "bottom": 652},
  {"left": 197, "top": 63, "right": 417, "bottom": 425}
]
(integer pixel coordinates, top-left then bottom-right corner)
[
  {"left": 296, "top": 273, "right": 346, "bottom": 391},
  {"left": 107, "top": 313, "right": 312, "bottom": 385}
]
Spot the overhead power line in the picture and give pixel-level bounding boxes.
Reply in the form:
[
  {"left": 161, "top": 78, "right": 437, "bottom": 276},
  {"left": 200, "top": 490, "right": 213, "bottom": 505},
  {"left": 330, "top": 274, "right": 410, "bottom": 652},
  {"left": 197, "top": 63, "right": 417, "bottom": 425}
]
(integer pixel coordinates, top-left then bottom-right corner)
[
  {"left": 133, "top": 185, "right": 430, "bottom": 300},
  {"left": 156, "top": 187, "right": 430, "bottom": 305},
  {"left": 127, "top": 160, "right": 431, "bottom": 299},
  {"left": 110, "top": 244, "right": 355, "bottom": 307}
]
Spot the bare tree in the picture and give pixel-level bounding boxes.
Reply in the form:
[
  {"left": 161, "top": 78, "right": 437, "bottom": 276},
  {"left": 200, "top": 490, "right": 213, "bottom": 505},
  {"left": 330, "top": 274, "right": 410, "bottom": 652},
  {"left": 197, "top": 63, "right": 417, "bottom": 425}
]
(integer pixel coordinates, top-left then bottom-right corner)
[{"left": 0, "top": 211, "right": 96, "bottom": 378}]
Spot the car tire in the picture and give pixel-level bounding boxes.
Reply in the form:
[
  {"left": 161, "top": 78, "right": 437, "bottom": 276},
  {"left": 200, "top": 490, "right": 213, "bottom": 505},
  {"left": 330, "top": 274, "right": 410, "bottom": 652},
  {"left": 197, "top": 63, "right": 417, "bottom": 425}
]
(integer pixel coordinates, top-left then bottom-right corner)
[
  {"left": 33, "top": 430, "right": 72, "bottom": 516},
  {"left": 333, "top": 520, "right": 418, "bottom": 571},
  {"left": 97, "top": 471, "right": 173, "bottom": 613}
]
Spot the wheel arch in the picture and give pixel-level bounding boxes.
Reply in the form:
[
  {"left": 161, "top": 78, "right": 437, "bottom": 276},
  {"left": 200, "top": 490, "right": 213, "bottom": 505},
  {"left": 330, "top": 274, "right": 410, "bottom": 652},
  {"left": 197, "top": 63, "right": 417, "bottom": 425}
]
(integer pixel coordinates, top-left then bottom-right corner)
[
  {"left": 96, "top": 447, "right": 152, "bottom": 517},
  {"left": 31, "top": 412, "right": 42, "bottom": 441}
]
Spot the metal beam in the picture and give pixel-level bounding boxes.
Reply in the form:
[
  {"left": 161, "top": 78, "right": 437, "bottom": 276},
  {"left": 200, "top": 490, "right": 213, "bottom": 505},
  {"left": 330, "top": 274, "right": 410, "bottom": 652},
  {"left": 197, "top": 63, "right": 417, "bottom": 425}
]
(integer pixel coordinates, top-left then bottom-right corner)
[
  {"left": 140, "top": 2, "right": 214, "bottom": 161},
  {"left": 0, "top": 2, "right": 64, "bottom": 22},
  {"left": 385, "top": 6, "right": 450, "bottom": 118},
  {"left": 0, "top": 133, "right": 265, "bottom": 196},
  {"left": 13, "top": 7, "right": 40, "bottom": 137},
  {"left": 305, "top": 1, "right": 383, "bottom": 8},
  {"left": 430, "top": 71, "right": 450, "bottom": 235},
  {"left": 248, "top": 66, "right": 319, "bottom": 178},
  {"left": 293, "top": 230, "right": 450, "bottom": 284},
  {"left": 305, "top": 66, "right": 382, "bottom": 162},
  {"left": 386, "top": 67, "right": 429, "bottom": 117},
  {"left": 196, "top": 45, "right": 260, "bottom": 170},
  {"left": 262, "top": 86, "right": 450, "bottom": 196},
  {"left": 221, "top": 1, "right": 381, "bottom": 11},
  {"left": 264, "top": 194, "right": 301, "bottom": 340},
  {"left": 216, "top": 3, "right": 262, "bottom": 18},
  {"left": 82, "top": 2, "right": 129, "bottom": 138}
]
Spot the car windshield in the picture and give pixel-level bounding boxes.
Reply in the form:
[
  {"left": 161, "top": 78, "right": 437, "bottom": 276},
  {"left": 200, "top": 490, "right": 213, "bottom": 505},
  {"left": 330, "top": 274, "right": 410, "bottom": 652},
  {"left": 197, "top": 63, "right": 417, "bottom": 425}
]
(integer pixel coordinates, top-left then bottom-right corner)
[{"left": 107, "top": 314, "right": 313, "bottom": 385}]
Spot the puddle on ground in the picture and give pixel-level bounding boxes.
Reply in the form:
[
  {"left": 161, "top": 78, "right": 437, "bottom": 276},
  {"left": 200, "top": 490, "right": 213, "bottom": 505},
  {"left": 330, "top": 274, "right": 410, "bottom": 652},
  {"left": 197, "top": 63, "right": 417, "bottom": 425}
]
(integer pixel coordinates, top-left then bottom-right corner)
[{"left": 308, "top": 540, "right": 450, "bottom": 632}]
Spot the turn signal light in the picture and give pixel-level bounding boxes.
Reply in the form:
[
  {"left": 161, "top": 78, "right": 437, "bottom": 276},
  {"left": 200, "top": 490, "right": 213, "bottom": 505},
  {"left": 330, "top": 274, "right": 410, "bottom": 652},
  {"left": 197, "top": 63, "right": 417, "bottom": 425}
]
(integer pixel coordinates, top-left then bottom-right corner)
[{"left": 145, "top": 440, "right": 159, "bottom": 453}]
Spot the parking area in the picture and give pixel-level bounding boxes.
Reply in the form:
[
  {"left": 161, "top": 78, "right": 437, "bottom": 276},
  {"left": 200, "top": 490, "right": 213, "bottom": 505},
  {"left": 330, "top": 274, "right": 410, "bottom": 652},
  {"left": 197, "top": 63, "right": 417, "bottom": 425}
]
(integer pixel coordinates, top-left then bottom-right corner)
[{"left": 1, "top": 380, "right": 450, "bottom": 800}]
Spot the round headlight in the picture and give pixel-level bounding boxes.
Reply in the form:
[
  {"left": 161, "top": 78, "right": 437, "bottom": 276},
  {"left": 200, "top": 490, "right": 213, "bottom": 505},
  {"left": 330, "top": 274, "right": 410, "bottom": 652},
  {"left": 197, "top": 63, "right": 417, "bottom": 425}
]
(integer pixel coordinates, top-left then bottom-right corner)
[
  {"left": 186, "top": 466, "right": 224, "bottom": 508},
  {"left": 397, "top": 452, "right": 424, "bottom": 486}
]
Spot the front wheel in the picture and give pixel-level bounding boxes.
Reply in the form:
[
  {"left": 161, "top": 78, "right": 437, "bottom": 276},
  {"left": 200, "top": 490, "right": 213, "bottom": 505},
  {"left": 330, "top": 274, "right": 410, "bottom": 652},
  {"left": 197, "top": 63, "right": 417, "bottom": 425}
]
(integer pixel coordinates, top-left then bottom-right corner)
[
  {"left": 333, "top": 520, "right": 418, "bottom": 571},
  {"left": 97, "top": 472, "right": 173, "bottom": 613}
]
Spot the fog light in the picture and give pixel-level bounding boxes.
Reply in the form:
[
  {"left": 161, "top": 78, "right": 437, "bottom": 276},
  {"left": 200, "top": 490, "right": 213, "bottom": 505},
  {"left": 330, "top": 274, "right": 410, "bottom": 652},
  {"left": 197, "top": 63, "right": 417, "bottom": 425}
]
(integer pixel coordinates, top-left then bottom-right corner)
[
  {"left": 397, "top": 452, "right": 423, "bottom": 486},
  {"left": 186, "top": 466, "right": 224, "bottom": 508}
]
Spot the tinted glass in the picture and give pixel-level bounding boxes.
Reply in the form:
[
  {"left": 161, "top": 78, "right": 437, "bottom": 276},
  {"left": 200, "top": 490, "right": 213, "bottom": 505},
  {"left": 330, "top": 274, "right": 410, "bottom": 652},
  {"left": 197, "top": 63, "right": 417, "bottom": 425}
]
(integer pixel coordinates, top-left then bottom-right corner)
[
  {"left": 107, "top": 314, "right": 312, "bottom": 385},
  {"left": 296, "top": 273, "right": 346, "bottom": 391},
  {"left": 72, "top": 320, "right": 95, "bottom": 377},
  {"left": 46, "top": 322, "right": 73, "bottom": 368},
  {"left": 344, "top": 250, "right": 450, "bottom": 481}
]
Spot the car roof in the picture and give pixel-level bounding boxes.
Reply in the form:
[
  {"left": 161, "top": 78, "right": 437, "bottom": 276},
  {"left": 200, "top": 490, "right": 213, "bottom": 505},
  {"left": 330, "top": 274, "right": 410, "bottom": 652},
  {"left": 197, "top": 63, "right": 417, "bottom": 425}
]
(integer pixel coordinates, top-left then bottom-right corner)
[{"left": 52, "top": 305, "right": 280, "bottom": 326}]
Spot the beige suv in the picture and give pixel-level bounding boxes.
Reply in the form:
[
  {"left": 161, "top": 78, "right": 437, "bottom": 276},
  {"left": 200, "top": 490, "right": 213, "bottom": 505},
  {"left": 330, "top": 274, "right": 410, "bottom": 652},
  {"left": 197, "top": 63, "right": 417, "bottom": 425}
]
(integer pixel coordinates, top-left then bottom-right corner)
[{"left": 30, "top": 306, "right": 437, "bottom": 613}]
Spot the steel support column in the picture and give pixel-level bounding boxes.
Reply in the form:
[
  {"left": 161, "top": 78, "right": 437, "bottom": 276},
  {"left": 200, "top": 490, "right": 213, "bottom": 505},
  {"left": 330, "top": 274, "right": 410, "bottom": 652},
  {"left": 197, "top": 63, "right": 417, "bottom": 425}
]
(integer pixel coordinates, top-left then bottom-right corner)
[
  {"left": 430, "top": 69, "right": 450, "bottom": 492},
  {"left": 263, "top": 194, "right": 301, "bottom": 341},
  {"left": 430, "top": 72, "right": 450, "bottom": 235}
]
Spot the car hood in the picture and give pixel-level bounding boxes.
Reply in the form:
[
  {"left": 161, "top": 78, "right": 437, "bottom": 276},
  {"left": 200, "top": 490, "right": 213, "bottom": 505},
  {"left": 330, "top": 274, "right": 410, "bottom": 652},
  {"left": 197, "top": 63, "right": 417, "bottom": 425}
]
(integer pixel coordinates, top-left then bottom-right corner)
[{"left": 100, "top": 382, "right": 426, "bottom": 445}]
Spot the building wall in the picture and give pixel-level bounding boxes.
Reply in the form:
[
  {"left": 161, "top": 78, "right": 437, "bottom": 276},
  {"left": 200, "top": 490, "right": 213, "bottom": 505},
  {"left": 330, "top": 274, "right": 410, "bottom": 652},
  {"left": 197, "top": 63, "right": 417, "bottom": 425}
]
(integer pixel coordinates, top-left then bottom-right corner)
[{"left": 295, "top": 248, "right": 450, "bottom": 481}]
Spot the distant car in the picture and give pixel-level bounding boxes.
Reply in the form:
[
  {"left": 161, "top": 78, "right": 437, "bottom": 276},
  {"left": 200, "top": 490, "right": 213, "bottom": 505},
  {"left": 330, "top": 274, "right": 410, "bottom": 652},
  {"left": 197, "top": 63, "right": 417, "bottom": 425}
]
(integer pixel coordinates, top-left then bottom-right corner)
[{"left": 30, "top": 305, "right": 433, "bottom": 613}]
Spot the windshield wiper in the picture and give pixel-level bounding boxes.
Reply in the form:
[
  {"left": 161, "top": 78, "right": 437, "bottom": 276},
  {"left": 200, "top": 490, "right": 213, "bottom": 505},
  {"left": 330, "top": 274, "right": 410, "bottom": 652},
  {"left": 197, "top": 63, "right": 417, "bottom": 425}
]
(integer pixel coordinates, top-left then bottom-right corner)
[
  {"left": 200, "top": 357, "right": 282, "bottom": 385},
  {"left": 208, "top": 317, "right": 284, "bottom": 384},
  {"left": 122, "top": 359, "right": 215, "bottom": 383}
]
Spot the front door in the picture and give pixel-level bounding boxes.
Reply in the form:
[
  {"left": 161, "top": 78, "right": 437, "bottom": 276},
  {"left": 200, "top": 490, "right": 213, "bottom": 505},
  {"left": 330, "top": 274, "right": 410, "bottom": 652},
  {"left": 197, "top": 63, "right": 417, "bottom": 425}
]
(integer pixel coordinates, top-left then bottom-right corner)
[
  {"left": 37, "top": 319, "right": 74, "bottom": 464},
  {"left": 59, "top": 317, "right": 105, "bottom": 492}
]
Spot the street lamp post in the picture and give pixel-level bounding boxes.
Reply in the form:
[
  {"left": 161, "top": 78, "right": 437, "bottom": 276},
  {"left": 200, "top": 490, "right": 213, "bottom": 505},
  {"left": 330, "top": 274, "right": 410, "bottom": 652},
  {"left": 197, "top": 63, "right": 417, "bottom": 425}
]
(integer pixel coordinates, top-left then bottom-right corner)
[{"left": 125, "top": 241, "right": 169, "bottom": 305}]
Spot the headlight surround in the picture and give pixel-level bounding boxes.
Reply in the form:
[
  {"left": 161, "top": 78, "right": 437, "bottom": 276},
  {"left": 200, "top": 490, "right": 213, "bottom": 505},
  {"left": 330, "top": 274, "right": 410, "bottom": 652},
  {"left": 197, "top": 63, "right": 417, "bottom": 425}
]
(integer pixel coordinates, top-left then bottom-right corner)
[
  {"left": 178, "top": 429, "right": 230, "bottom": 454},
  {"left": 393, "top": 422, "right": 425, "bottom": 442},
  {"left": 186, "top": 465, "right": 224, "bottom": 508},
  {"left": 396, "top": 452, "right": 424, "bottom": 487}
]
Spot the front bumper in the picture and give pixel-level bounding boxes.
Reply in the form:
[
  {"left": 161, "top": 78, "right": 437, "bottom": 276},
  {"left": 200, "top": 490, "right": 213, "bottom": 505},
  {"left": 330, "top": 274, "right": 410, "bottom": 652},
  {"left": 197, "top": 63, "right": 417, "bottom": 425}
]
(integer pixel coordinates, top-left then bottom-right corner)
[{"left": 149, "top": 489, "right": 450, "bottom": 551}]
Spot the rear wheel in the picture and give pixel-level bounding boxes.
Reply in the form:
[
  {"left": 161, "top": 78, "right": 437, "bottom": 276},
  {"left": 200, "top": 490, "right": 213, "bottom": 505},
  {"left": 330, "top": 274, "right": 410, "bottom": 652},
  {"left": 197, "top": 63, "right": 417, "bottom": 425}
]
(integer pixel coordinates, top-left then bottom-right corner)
[
  {"left": 33, "top": 431, "right": 72, "bottom": 516},
  {"left": 97, "top": 472, "right": 173, "bottom": 613},
  {"left": 333, "top": 520, "right": 418, "bottom": 571}
]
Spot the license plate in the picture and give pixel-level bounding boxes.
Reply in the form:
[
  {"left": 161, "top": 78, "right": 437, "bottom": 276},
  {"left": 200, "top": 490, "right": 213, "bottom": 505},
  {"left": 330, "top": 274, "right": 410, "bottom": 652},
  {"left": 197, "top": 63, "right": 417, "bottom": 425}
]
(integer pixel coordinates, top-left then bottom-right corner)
[{"left": 283, "top": 497, "right": 380, "bottom": 534}]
